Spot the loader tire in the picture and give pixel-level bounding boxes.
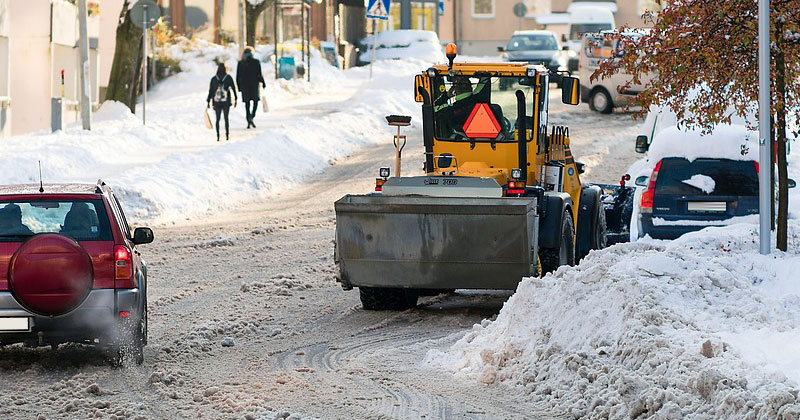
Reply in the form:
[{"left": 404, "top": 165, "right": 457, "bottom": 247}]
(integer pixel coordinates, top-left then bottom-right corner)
[
  {"left": 540, "top": 209, "right": 575, "bottom": 275},
  {"left": 359, "top": 287, "right": 419, "bottom": 310}
]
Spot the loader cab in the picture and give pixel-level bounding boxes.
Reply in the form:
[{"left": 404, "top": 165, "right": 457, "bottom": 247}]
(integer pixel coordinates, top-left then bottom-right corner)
[{"left": 416, "top": 62, "right": 579, "bottom": 193}]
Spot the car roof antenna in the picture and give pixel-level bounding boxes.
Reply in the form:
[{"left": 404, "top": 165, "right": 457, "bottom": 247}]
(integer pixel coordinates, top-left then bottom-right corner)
[{"left": 38, "top": 161, "right": 44, "bottom": 193}]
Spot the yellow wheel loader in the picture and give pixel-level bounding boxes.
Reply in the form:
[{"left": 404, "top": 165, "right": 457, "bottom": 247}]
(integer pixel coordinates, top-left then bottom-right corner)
[{"left": 334, "top": 45, "right": 632, "bottom": 310}]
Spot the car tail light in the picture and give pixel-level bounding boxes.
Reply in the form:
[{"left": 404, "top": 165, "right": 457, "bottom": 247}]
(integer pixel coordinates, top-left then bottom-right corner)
[
  {"left": 754, "top": 161, "right": 759, "bottom": 174},
  {"left": 119, "top": 311, "right": 130, "bottom": 318},
  {"left": 640, "top": 159, "right": 662, "bottom": 214},
  {"left": 115, "top": 245, "right": 133, "bottom": 283}
]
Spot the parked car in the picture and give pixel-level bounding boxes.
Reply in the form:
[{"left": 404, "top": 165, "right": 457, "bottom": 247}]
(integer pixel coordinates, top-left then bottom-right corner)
[
  {"left": 0, "top": 181, "right": 153, "bottom": 364},
  {"left": 499, "top": 30, "right": 569, "bottom": 84},
  {"left": 579, "top": 30, "right": 653, "bottom": 113},
  {"left": 630, "top": 125, "right": 783, "bottom": 240}
]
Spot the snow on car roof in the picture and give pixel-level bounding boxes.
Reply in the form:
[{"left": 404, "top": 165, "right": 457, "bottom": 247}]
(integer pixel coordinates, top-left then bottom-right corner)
[
  {"left": 0, "top": 184, "right": 101, "bottom": 196},
  {"left": 646, "top": 124, "right": 758, "bottom": 164}
]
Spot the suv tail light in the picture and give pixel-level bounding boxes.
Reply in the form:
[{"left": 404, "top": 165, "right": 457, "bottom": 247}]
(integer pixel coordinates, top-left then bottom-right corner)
[
  {"left": 754, "top": 161, "right": 759, "bottom": 174},
  {"left": 640, "top": 159, "right": 663, "bottom": 214},
  {"left": 114, "top": 245, "right": 134, "bottom": 287}
]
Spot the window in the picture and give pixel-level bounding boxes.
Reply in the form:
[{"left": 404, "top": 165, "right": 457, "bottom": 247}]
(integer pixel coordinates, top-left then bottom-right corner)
[
  {"left": 0, "top": 200, "right": 113, "bottom": 242},
  {"left": 654, "top": 158, "right": 759, "bottom": 196},
  {"left": 506, "top": 34, "right": 558, "bottom": 51},
  {"left": 431, "top": 75, "right": 535, "bottom": 142},
  {"left": 472, "top": 0, "right": 494, "bottom": 18}
]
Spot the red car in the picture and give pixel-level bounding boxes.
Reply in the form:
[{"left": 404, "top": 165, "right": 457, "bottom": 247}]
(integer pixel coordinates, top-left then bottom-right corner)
[{"left": 0, "top": 181, "right": 152, "bottom": 364}]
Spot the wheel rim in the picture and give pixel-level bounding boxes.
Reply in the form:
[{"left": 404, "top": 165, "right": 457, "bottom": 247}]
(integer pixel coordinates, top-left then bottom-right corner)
[{"left": 592, "top": 92, "right": 608, "bottom": 111}]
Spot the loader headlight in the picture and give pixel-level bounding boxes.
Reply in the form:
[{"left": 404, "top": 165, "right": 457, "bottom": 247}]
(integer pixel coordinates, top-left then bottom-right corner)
[
  {"left": 511, "top": 168, "right": 522, "bottom": 180},
  {"left": 379, "top": 167, "right": 391, "bottom": 178},
  {"left": 526, "top": 68, "right": 537, "bottom": 77},
  {"left": 426, "top": 68, "right": 438, "bottom": 78}
]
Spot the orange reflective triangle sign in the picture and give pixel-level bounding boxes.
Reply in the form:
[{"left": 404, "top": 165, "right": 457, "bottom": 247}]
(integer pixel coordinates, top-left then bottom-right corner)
[{"left": 463, "top": 103, "right": 501, "bottom": 139}]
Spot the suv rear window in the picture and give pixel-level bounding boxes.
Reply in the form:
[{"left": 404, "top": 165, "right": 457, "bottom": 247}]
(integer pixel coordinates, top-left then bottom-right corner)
[
  {"left": 655, "top": 158, "right": 759, "bottom": 196},
  {"left": 0, "top": 200, "right": 113, "bottom": 242}
]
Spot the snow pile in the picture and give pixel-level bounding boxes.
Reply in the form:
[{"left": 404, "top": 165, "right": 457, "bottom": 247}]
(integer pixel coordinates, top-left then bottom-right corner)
[
  {"left": 360, "top": 30, "right": 445, "bottom": 64},
  {"left": 0, "top": 42, "right": 424, "bottom": 224},
  {"left": 426, "top": 223, "right": 800, "bottom": 419},
  {"left": 646, "top": 124, "right": 758, "bottom": 165},
  {"left": 681, "top": 174, "right": 715, "bottom": 194}
]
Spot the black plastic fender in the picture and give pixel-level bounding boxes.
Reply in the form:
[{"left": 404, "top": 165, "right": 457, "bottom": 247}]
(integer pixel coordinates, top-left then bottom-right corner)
[
  {"left": 538, "top": 192, "right": 573, "bottom": 250},
  {"left": 576, "top": 185, "right": 602, "bottom": 260}
]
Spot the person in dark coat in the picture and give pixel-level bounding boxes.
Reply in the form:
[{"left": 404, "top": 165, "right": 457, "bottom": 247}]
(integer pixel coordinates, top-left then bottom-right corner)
[
  {"left": 236, "top": 46, "right": 266, "bottom": 129},
  {"left": 207, "top": 63, "right": 237, "bottom": 141}
]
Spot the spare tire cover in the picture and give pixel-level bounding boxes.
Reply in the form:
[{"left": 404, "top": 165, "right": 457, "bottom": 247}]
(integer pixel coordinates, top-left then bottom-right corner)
[{"left": 9, "top": 234, "right": 94, "bottom": 316}]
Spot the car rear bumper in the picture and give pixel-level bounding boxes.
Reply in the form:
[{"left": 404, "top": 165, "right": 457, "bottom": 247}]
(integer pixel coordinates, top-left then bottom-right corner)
[
  {"left": 0, "top": 288, "right": 140, "bottom": 346},
  {"left": 640, "top": 214, "right": 733, "bottom": 240}
]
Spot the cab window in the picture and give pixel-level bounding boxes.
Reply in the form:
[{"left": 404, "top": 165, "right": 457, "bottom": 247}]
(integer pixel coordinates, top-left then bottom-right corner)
[{"left": 431, "top": 75, "right": 533, "bottom": 142}]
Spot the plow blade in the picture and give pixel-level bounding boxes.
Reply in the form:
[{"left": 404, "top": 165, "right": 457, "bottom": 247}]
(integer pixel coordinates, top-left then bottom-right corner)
[{"left": 334, "top": 195, "right": 538, "bottom": 291}]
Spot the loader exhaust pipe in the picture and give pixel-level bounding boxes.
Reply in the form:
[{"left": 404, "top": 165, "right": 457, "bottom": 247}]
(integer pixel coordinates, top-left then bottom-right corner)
[
  {"left": 515, "top": 90, "right": 528, "bottom": 183},
  {"left": 418, "top": 86, "right": 436, "bottom": 173}
]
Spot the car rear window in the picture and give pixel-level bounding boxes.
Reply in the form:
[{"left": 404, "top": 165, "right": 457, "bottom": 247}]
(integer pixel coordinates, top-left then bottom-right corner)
[
  {"left": 0, "top": 199, "right": 113, "bottom": 242},
  {"left": 655, "top": 158, "right": 759, "bottom": 196}
]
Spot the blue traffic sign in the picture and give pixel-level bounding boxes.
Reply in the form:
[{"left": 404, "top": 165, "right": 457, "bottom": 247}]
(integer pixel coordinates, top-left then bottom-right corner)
[{"left": 366, "top": 0, "right": 391, "bottom": 20}]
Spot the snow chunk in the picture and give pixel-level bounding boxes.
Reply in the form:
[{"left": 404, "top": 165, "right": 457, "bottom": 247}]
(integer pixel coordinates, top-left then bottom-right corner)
[{"left": 681, "top": 174, "right": 715, "bottom": 194}]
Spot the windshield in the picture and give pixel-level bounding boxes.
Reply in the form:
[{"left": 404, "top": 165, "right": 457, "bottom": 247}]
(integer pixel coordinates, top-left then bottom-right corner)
[
  {"left": 507, "top": 34, "right": 557, "bottom": 51},
  {"left": 570, "top": 23, "right": 613, "bottom": 41},
  {"left": 431, "top": 75, "right": 543, "bottom": 142},
  {"left": 654, "top": 158, "right": 759, "bottom": 196},
  {"left": 0, "top": 200, "right": 113, "bottom": 242}
]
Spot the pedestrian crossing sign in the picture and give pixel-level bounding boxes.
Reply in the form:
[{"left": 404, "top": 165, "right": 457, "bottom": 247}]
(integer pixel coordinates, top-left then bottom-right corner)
[{"left": 366, "top": 0, "right": 391, "bottom": 20}]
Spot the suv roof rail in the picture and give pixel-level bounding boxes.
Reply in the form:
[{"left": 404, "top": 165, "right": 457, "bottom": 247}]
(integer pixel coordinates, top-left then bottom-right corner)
[{"left": 95, "top": 179, "right": 107, "bottom": 194}]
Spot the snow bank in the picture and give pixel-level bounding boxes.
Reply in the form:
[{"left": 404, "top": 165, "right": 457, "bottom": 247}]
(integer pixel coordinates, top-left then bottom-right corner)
[
  {"left": 0, "top": 41, "right": 423, "bottom": 224},
  {"left": 360, "top": 30, "right": 445, "bottom": 64},
  {"left": 426, "top": 223, "right": 800, "bottom": 419}
]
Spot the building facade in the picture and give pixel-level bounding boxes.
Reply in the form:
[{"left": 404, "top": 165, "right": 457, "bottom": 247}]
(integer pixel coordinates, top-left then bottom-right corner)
[{"left": 0, "top": 0, "right": 125, "bottom": 138}]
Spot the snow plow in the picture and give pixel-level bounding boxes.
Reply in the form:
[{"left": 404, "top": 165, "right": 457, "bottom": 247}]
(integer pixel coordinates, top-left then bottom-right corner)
[{"left": 335, "top": 45, "right": 630, "bottom": 310}]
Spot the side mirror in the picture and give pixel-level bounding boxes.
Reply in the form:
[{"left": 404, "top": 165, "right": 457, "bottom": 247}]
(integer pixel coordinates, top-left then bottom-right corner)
[
  {"left": 561, "top": 45, "right": 570, "bottom": 51},
  {"left": 497, "top": 46, "right": 505, "bottom": 52},
  {"left": 635, "top": 135, "right": 649, "bottom": 153},
  {"left": 437, "top": 154, "right": 453, "bottom": 169},
  {"left": 561, "top": 76, "right": 580, "bottom": 105},
  {"left": 635, "top": 176, "right": 648, "bottom": 187},
  {"left": 133, "top": 227, "right": 154, "bottom": 245},
  {"left": 575, "top": 162, "right": 586, "bottom": 174},
  {"left": 561, "top": 34, "right": 568, "bottom": 43},
  {"left": 789, "top": 179, "right": 797, "bottom": 189}
]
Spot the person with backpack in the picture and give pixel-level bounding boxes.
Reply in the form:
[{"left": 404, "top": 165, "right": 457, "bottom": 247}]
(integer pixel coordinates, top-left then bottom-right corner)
[
  {"left": 236, "top": 46, "right": 266, "bottom": 129},
  {"left": 207, "top": 63, "right": 237, "bottom": 141}
]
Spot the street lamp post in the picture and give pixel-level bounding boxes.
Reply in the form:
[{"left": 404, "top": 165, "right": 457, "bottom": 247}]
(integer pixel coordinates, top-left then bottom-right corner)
[{"left": 757, "top": 0, "right": 771, "bottom": 254}]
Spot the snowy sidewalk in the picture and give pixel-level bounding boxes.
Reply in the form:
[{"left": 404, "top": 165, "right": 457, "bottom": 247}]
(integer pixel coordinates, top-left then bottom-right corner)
[{"left": 0, "top": 46, "right": 425, "bottom": 224}]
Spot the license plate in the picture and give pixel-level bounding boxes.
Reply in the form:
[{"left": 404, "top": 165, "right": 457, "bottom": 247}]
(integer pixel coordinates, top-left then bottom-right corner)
[
  {"left": 0, "top": 317, "right": 30, "bottom": 332},
  {"left": 687, "top": 202, "right": 726, "bottom": 213}
]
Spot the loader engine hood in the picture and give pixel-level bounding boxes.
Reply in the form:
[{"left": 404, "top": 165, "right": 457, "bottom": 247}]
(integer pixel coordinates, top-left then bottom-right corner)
[{"left": 380, "top": 176, "right": 502, "bottom": 198}]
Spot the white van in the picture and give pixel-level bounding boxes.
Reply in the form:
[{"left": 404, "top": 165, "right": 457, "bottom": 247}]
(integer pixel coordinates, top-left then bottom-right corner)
[
  {"left": 536, "top": 3, "right": 616, "bottom": 72},
  {"left": 578, "top": 31, "right": 653, "bottom": 113}
]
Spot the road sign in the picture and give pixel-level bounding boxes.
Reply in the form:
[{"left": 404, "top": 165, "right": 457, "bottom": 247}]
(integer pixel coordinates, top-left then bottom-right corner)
[
  {"left": 130, "top": 0, "right": 160, "bottom": 29},
  {"left": 513, "top": 2, "right": 528, "bottom": 18},
  {"left": 366, "top": 0, "right": 391, "bottom": 20}
]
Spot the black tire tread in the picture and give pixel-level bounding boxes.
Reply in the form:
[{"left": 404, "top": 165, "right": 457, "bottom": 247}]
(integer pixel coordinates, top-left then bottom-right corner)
[{"left": 540, "top": 210, "right": 575, "bottom": 275}]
